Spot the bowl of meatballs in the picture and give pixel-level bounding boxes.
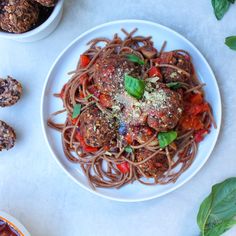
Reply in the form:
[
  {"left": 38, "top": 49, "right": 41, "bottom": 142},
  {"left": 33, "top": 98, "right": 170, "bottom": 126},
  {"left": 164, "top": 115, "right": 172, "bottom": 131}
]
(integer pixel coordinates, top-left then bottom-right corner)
[
  {"left": 0, "top": 0, "right": 64, "bottom": 42},
  {"left": 41, "top": 20, "right": 221, "bottom": 201}
]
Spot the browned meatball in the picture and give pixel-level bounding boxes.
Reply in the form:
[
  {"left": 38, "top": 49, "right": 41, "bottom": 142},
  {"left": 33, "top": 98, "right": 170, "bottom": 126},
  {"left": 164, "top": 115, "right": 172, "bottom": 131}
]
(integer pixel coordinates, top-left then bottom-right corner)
[
  {"left": 160, "top": 51, "right": 192, "bottom": 83},
  {"left": 144, "top": 83, "right": 183, "bottom": 131},
  {"left": 0, "top": 76, "right": 22, "bottom": 107},
  {"left": 0, "top": 0, "right": 39, "bottom": 33},
  {"left": 0, "top": 120, "right": 16, "bottom": 151},
  {"left": 94, "top": 54, "right": 141, "bottom": 95},
  {"left": 136, "top": 148, "right": 168, "bottom": 178},
  {"left": 34, "top": 0, "right": 57, "bottom": 7},
  {"left": 79, "top": 106, "right": 116, "bottom": 147}
]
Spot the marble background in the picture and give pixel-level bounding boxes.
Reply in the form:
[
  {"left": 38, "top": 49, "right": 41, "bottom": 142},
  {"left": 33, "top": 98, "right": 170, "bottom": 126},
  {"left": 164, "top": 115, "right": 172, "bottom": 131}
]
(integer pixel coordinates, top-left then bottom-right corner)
[{"left": 0, "top": 0, "right": 236, "bottom": 235}]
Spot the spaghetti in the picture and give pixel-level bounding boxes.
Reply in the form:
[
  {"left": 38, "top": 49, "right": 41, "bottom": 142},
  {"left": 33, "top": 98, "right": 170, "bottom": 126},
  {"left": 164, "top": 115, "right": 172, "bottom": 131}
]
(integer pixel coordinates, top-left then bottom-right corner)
[{"left": 48, "top": 29, "right": 215, "bottom": 189}]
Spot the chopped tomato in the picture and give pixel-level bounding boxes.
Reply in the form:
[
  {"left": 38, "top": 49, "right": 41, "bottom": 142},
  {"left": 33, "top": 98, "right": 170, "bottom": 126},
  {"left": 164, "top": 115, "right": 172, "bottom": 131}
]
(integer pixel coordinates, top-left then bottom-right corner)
[
  {"left": 194, "top": 129, "right": 209, "bottom": 143},
  {"left": 180, "top": 115, "right": 204, "bottom": 130},
  {"left": 72, "top": 118, "right": 78, "bottom": 125},
  {"left": 188, "top": 103, "right": 210, "bottom": 116},
  {"left": 148, "top": 66, "right": 162, "bottom": 78},
  {"left": 75, "top": 132, "right": 98, "bottom": 153},
  {"left": 99, "top": 94, "right": 112, "bottom": 108},
  {"left": 189, "top": 93, "right": 203, "bottom": 105},
  {"left": 83, "top": 145, "right": 99, "bottom": 153},
  {"left": 125, "top": 133, "right": 133, "bottom": 144},
  {"left": 79, "top": 91, "right": 85, "bottom": 99},
  {"left": 117, "top": 162, "right": 130, "bottom": 174},
  {"left": 60, "top": 84, "right": 67, "bottom": 99},
  {"left": 143, "top": 127, "right": 153, "bottom": 136},
  {"left": 103, "top": 145, "right": 110, "bottom": 151},
  {"left": 80, "top": 55, "right": 90, "bottom": 68},
  {"left": 88, "top": 85, "right": 100, "bottom": 97},
  {"left": 79, "top": 74, "right": 89, "bottom": 85}
]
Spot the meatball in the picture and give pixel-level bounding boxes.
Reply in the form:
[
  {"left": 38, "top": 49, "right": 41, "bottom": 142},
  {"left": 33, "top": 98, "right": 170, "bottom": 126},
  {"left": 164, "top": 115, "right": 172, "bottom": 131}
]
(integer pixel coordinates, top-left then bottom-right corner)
[
  {"left": 144, "top": 83, "right": 183, "bottom": 131},
  {"left": 79, "top": 106, "right": 116, "bottom": 147},
  {"left": 94, "top": 54, "right": 141, "bottom": 95},
  {"left": 136, "top": 148, "right": 168, "bottom": 178},
  {"left": 0, "top": 0, "right": 39, "bottom": 33},
  {"left": 34, "top": 0, "right": 57, "bottom": 7},
  {"left": 0, "top": 76, "right": 22, "bottom": 107},
  {"left": 160, "top": 51, "right": 192, "bottom": 83},
  {"left": 0, "top": 120, "right": 16, "bottom": 151}
]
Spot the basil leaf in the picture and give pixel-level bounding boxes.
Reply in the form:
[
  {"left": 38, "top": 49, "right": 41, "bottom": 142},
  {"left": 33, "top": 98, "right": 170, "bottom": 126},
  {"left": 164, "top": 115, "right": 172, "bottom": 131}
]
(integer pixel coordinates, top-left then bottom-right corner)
[
  {"left": 158, "top": 131, "right": 177, "bottom": 148},
  {"left": 205, "top": 219, "right": 236, "bottom": 236},
  {"left": 124, "top": 74, "right": 145, "bottom": 99},
  {"left": 228, "top": 0, "right": 235, "bottom": 3},
  {"left": 72, "top": 104, "right": 82, "bottom": 119},
  {"left": 126, "top": 54, "right": 145, "bottom": 65},
  {"left": 212, "top": 0, "right": 230, "bottom": 20},
  {"left": 124, "top": 146, "right": 133, "bottom": 153},
  {"left": 166, "top": 82, "right": 182, "bottom": 89},
  {"left": 225, "top": 36, "right": 236, "bottom": 50},
  {"left": 197, "top": 178, "right": 236, "bottom": 236}
]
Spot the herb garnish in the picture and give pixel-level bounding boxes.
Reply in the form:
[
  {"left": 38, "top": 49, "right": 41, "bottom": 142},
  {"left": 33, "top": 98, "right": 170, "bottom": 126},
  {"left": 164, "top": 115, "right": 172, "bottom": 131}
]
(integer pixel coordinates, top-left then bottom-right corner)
[
  {"left": 158, "top": 131, "right": 177, "bottom": 148},
  {"left": 126, "top": 54, "right": 145, "bottom": 65},
  {"left": 124, "top": 146, "right": 133, "bottom": 153},
  {"left": 124, "top": 74, "right": 145, "bottom": 99},
  {"left": 72, "top": 104, "right": 82, "bottom": 119}
]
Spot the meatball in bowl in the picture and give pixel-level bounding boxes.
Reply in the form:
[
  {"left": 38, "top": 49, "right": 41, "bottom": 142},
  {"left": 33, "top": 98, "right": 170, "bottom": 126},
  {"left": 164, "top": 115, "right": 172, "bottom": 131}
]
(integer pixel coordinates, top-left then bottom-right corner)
[{"left": 0, "top": 0, "right": 64, "bottom": 42}]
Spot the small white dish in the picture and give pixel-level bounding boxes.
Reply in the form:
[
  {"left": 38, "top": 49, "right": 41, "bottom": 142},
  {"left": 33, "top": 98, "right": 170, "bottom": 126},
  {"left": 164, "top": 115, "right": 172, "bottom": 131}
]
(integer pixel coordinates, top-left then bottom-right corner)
[
  {"left": 0, "top": 0, "right": 64, "bottom": 42},
  {"left": 0, "top": 211, "right": 31, "bottom": 236},
  {"left": 41, "top": 19, "right": 222, "bottom": 202}
]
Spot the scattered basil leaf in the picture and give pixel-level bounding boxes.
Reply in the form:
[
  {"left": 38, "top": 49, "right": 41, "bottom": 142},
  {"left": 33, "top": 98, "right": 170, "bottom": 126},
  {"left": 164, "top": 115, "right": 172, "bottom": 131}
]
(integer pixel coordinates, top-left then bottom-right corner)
[
  {"left": 212, "top": 0, "right": 231, "bottom": 20},
  {"left": 225, "top": 36, "right": 236, "bottom": 50},
  {"left": 124, "top": 74, "right": 145, "bottom": 99},
  {"left": 126, "top": 54, "right": 145, "bottom": 65},
  {"left": 72, "top": 103, "right": 82, "bottom": 119},
  {"left": 124, "top": 146, "right": 133, "bottom": 153},
  {"left": 197, "top": 178, "right": 236, "bottom": 236},
  {"left": 158, "top": 131, "right": 177, "bottom": 148},
  {"left": 166, "top": 82, "right": 182, "bottom": 89}
]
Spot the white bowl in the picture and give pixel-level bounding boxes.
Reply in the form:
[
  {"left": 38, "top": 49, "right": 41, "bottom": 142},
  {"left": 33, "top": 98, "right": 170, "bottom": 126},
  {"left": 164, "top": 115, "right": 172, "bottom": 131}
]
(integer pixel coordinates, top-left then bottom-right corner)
[
  {"left": 0, "top": 211, "right": 31, "bottom": 236},
  {"left": 41, "top": 19, "right": 222, "bottom": 202},
  {"left": 0, "top": 0, "right": 64, "bottom": 42}
]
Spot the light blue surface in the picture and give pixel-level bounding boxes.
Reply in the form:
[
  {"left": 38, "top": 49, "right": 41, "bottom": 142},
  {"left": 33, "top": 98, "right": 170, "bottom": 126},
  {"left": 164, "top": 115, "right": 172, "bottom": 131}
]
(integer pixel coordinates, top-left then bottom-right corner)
[{"left": 0, "top": 0, "right": 236, "bottom": 235}]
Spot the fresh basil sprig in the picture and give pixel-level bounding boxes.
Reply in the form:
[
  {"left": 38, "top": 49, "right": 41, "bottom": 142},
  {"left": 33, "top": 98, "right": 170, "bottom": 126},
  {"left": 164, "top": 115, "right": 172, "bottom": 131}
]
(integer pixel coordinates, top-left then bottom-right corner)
[
  {"left": 197, "top": 178, "right": 236, "bottom": 236},
  {"left": 225, "top": 36, "right": 236, "bottom": 50},
  {"left": 158, "top": 131, "right": 177, "bottom": 148},
  {"left": 126, "top": 54, "right": 145, "bottom": 65},
  {"left": 72, "top": 103, "right": 82, "bottom": 119},
  {"left": 212, "top": 0, "right": 231, "bottom": 20},
  {"left": 124, "top": 74, "right": 145, "bottom": 99}
]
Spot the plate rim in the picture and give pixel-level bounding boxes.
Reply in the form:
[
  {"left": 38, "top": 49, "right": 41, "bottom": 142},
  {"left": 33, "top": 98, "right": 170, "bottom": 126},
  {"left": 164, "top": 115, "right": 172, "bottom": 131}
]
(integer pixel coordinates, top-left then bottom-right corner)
[{"left": 41, "top": 19, "right": 222, "bottom": 202}]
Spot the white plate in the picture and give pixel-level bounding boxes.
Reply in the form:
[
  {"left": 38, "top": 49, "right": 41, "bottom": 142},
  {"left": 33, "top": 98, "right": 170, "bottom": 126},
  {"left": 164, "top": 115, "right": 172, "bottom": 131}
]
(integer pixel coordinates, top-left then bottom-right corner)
[{"left": 41, "top": 20, "right": 222, "bottom": 202}]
